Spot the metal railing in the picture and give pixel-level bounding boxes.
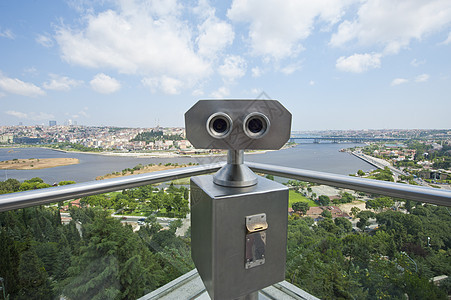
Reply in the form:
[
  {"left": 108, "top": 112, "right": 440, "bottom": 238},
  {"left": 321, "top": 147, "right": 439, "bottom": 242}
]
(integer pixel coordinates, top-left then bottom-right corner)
[
  {"left": 247, "top": 162, "right": 451, "bottom": 207},
  {"left": 0, "top": 163, "right": 224, "bottom": 212},
  {"left": 0, "top": 162, "right": 450, "bottom": 212}
]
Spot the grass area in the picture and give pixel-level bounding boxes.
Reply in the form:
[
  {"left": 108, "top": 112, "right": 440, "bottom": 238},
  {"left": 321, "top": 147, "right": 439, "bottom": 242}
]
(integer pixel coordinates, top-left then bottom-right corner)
[
  {"left": 0, "top": 157, "right": 79, "bottom": 170},
  {"left": 289, "top": 190, "right": 318, "bottom": 208},
  {"left": 104, "top": 191, "right": 122, "bottom": 197},
  {"left": 170, "top": 178, "right": 191, "bottom": 185},
  {"left": 116, "top": 208, "right": 183, "bottom": 218},
  {"left": 116, "top": 210, "right": 146, "bottom": 216}
]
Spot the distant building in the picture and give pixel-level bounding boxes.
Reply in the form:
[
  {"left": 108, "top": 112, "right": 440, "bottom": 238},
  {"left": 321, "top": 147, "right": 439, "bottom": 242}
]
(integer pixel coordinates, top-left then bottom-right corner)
[
  {"left": 13, "top": 136, "right": 42, "bottom": 144},
  {"left": 0, "top": 134, "right": 13, "bottom": 144},
  {"left": 49, "top": 120, "right": 57, "bottom": 126},
  {"left": 304, "top": 206, "right": 350, "bottom": 220},
  {"left": 419, "top": 170, "right": 449, "bottom": 181}
]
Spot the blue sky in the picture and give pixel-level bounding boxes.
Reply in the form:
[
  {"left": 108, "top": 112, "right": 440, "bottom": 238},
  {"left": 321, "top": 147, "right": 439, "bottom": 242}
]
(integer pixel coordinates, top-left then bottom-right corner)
[{"left": 0, "top": 0, "right": 450, "bottom": 130}]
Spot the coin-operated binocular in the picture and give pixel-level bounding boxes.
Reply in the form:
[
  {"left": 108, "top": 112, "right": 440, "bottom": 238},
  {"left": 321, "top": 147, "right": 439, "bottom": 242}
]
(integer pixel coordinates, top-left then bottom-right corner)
[{"left": 185, "top": 100, "right": 292, "bottom": 299}]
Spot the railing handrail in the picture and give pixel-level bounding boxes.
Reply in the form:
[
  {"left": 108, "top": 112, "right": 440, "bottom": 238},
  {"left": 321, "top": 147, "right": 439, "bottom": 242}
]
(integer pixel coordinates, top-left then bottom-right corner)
[
  {"left": 247, "top": 162, "right": 451, "bottom": 207},
  {"left": 0, "top": 163, "right": 224, "bottom": 212},
  {"left": 0, "top": 162, "right": 450, "bottom": 212}
]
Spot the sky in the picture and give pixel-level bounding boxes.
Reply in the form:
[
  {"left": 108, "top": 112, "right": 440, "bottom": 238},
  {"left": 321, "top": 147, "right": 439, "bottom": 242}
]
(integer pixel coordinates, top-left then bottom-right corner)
[{"left": 0, "top": 0, "right": 450, "bottom": 131}]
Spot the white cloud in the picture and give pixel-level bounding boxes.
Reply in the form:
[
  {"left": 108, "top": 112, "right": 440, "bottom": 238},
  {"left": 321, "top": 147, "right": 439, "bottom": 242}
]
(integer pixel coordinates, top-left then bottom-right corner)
[
  {"left": 0, "top": 28, "right": 14, "bottom": 39},
  {"left": 78, "top": 109, "right": 89, "bottom": 117},
  {"left": 6, "top": 110, "right": 55, "bottom": 121},
  {"left": 336, "top": 53, "right": 381, "bottom": 73},
  {"left": 228, "top": 0, "right": 355, "bottom": 59},
  {"left": 30, "top": 112, "right": 55, "bottom": 121},
  {"left": 72, "top": 108, "right": 89, "bottom": 119},
  {"left": 410, "top": 59, "right": 425, "bottom": 67},
  {"left": 218, "top": 55, "right": 247, "bottom": 83},
  {"left": 43, "top": 74, "right": 83, "bottom": 91},
  {"left": 197, "top": 19, "right": 234, "bottom": 58},
  {"left": 90, "top": 73, "right": 121, "bottom": 94},
  {"left": 251, "top": 67, "right": 263, "bottom": 77},
  {"left": 142, "top": 76, "right": 183, "bottom": 95},
  {"left": 196, "top": 1, "right": 234, "bottom": 58},
  {"left": 23, "top": 67, "right": 38, "bottom": 76},
  {"left": 6, "top": 110, "right": 27, "bottom": 119},
  {"left": 440, "top": 32, "right": 451, "bottom": 44},
  {"left": 391, "top": 74, "right": 429, "bottom": 86},
  {"left": 210, "top": 87, "right": 230, "bottom": 98},
  {"left": 192, "top": 88, "right": 204, "bottom": 96},
  {"left": 250, "top": 88, "right": 260, "bottom": 94},
  {"left": 0, "top": 72, "right": 45, "bottom": 97},
  {"left": 279, "top": 62, "right": 302, "bottom": 75},
  {"left": 330, "top": 0, "right": 451, "bottom": 54},
  {"left": 55, "top": 1, "right": 212, "bottom": 87},
  {"left": 391, "top": 78, "right": 408, "bottom": 86},
  {"left": 141, "top": 77, "right": 159, "bottom": 93},
  {"left": 160, "top": 77, "right": 183, "bottom": 95},
  {"left": 309, "top": 80, "right": 315, "bottom": 86},
  {"left": 415, "top": 74, "right": 430, "bottom": 82},
  {"left": 36, "top": 34, "right": 54, "bottom": 47}
]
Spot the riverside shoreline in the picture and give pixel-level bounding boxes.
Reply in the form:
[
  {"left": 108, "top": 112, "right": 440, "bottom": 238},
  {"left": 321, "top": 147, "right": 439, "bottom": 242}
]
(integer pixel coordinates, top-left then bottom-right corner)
[
  {"left": 2, "top": 142, "right": 296, "bottom": 159},
  {"left": 1, "top": 143, "right": 374, "bottom": 183},
  {"left": 38, "top": 147, "right": 285, "bottom": 158},
  {"left": 0, "top": 157, "right": 80, "bottom": 170}
]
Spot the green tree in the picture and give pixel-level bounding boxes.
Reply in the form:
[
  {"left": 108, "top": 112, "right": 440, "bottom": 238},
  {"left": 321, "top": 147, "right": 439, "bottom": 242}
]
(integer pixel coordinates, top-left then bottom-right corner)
[
  {"left": 339, "top": 192, "right": 355, "bottom": 204},
  {"left": 27, "top": 177, "right": 44, "bottom": 183},
  {"left": 0, "top": 229, "right": 20, "bottom": 296},
  {"left": 350, "top": 206, "right": 361, "bottom": 219},
  {"left": 265, "top": 174, "right": 274, "bottom": 180},
  {"left": 317, "top": 195, "right": 330, "bottom": 206},
  {"left": 60, "top": 209, "right": 163, "bottom": 299},
  {"left": 18, "top": 245, "right": 53, "bottom": 300},
  {"left": 356, "top": 210, "right": 375, "bottom": 231},
  {"left": 366, "top": 197, "right": 394, "bottom": 212},
  {"left": 58, "top": 180, "right": 76, "bottom": 185},
  {"left": 0, "top": 178, "right": 21, "bottom": 194},
  {"left": 371, "top": 167, "right": 394, "bottom": 182},
  {"left": 321, "top": 209, "right": 332, "bottom": 219},
  {"left": 292, "top": 202, "right": 309, "bottom": 216},
  {"left": 405, "top": 199, "right": 415, "bottom": 213},
  {"left": 183, "top": 187, "right": 189, "bottom": 200},
  {"left": 113, "top": 194, "right": 129, "bottom": 211},
  {"left": 334, "top": 217, "right": 352, "bottom": 234}
]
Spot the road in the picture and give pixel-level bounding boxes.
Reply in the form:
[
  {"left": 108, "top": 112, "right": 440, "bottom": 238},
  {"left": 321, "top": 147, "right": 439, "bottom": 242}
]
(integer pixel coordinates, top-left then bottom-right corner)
[
  {"left": 61, "top": 212, "right": 186, "bottom": 234},
  {"left": 351, "top": 151, "right": 433, "bottom": 187},
  {"left": 112, "top": 214, "right": 190, "bottom": 236},
  {"left": 111, "top": 214, "right": 177, "bottom": 227}
]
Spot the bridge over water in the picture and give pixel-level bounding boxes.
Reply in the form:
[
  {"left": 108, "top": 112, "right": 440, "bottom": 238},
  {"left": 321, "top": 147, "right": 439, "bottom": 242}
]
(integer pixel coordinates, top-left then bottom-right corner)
[{"left": 289, "top": 136, "right": 409, "bottom": 143}]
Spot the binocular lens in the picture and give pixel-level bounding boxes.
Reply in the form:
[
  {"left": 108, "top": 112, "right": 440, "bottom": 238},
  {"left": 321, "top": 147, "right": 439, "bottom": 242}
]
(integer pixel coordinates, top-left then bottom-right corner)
[
  {"left": 247, "top": 118, "right": 264, "bottom": 134},
  {"left": 244, "top": 113, "right": 270, "bottom": 139},
  {"left": 206, "top": 113, "right": 233, "bottom": 139},
  {"left": 212, "top": 118, "right": 228, "bottom": 133}
]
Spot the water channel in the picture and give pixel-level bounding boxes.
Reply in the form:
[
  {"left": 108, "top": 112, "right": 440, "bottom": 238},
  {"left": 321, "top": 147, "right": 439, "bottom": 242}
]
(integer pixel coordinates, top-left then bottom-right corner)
[{"left": 0, "top": 143, "right": 375, "bottom": 183}]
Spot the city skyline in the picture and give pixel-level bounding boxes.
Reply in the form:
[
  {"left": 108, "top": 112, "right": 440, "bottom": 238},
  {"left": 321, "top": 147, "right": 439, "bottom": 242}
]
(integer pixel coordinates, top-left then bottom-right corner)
[{"left": 0, "top": 0, "right": 451, "bottom": 130}]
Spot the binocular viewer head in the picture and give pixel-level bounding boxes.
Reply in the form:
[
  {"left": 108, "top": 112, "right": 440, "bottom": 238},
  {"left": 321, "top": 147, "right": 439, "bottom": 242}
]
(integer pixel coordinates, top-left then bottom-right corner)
[{"left": 185, "top": 99, "right": 292, "bottom": 150}]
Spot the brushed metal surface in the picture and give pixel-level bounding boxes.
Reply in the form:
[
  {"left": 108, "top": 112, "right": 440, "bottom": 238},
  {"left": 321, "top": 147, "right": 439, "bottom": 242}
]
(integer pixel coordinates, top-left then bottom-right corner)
[
  {"left": 191, "top": 175, "right": 288, "bottom": 300},
  {"left": 185, "top": 100, "right": 292, "bottom": 150},
  {"left": 213, "top": 150, "right": 258, "bottom": 187},
  {"left": 213, "top": 163, "right": 258, "bottom": 187}
]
